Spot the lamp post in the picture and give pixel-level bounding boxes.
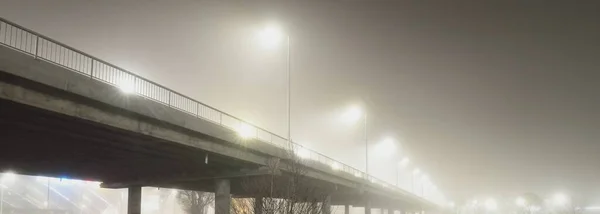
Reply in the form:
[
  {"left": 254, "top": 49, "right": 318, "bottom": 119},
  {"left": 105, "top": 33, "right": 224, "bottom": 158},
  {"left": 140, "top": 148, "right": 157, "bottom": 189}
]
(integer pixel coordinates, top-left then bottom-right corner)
[
  {"left": 412, "top": 168, "right": 420, "bottom": 194},
  {"left": 397, "top": 157, "right": 409, "bottom": 186},
  {"left": 342, "top": 106, "right": 369, "bottom": 176},
  {"left": 257, "top": 24, "right": 292, "bottom": 144}
]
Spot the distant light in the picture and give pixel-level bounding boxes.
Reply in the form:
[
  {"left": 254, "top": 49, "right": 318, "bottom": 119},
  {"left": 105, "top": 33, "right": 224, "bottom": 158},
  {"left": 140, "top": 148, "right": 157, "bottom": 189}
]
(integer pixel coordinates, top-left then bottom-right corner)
[
  {"left": 413, "top": 168, "right": 421, "bottom": 175},
  {"left": 554, "top": 193, "right": 569, "bottom": 206},
  {"left": 342, "top": 105, "right": 363, "bottom": 123},
  {"left": 448, "top": 202, "right": 456, "bottom": 208},
  {"left": 400, "top": 157, "right": 410, "bottom": 167},
  {"left": 237, "top": 123, "right": 256, "bottom": 139},
  {"left": 296, "top": 147, "right": 310, "bottom": 159},
  {"left": 331, "top": 162, "right": 341, "bottom": 171},
  {"left": 485, "top": 198, "right": 498, "bottom": 211},
  {"left": 257, "top": 24, "right": 284, "bottom": 49},
  {"left": 118, "top": 78, "right": 135, "bottom": 94},
  {"left": 43, "top": 201, "right": 48, "bottom": 207},
  {"left": 376, "top": 137, "right": 396, "bottom": 157},
  {"left": 516, "top": 197, "right": 526, "bottom": 206},
  {"left": 1, "top": 171, "right": 17, "bottom": 184}
]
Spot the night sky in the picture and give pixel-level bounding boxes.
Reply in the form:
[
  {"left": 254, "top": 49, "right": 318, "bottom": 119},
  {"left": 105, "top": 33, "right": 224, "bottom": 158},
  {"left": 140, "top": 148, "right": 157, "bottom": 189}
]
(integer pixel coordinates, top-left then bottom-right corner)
[{"left": 2, "top": 0, "right": 599, "bottom": 203}]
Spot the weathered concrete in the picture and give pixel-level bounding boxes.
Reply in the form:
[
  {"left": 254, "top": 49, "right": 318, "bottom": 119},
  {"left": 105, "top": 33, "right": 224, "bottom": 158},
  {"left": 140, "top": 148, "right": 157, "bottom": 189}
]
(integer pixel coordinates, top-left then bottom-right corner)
[
  {"left": 127, "top": 186, "right": 142, "bottom": 214},
  {"left": 345, "top": 205, "right": 350, "bottom": 214},
  {"left": 215, "top": 179, "right": 231, "bottom": 214},
  {"left": 365, "top": 200, "right": 372, "bottom": 214}
]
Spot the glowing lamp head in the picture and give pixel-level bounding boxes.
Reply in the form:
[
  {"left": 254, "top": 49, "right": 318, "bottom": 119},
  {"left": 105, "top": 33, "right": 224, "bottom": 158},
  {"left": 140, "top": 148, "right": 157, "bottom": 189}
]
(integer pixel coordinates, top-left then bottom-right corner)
[
  {"left": 342, "top": 105, "right": 363, "bottom": 123},
  {"left": 485, "top": 198, "right": 498, "bottom": 211},
  {"left": 296, "top": 148, "right": 310, "bottom": 159},
  {"left": 400, "top": 157, "right": 410, "bottom": 167},
  {"left": 257, "top": 24, "right": 284, "bottom": 49},
  {"left": 554, "top": 193, "right": 569, "bottom": 206},
  {"left": 237, "top": 123, "right": 256, "bottom": 139},
  {"left": 413, "top": 168, "right": 421, "bottom": 175},
  {"left": 516, "top": 197, "right": 526, "bottom": 206}
]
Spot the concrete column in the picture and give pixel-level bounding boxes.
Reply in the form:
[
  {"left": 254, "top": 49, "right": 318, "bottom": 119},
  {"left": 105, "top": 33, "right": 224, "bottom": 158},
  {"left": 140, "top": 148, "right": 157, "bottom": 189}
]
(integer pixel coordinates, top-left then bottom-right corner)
[
  {"left": 127, "top": 186, "right": 142, "bottom": 214},
  {"left": 322, "top": 195, "right": 331, "bottom": 214},
  {"left": 215, "top": 179, "right": 231, "bottom": 214},
  {"left": 365, "top": 200, "right": 371, "bottom": 214},
  {"left": 345, "top": 205, "right": 351, "bottom": 214},
  {"left": 254, "top": 197, "right": 263, "bottom": 214}
]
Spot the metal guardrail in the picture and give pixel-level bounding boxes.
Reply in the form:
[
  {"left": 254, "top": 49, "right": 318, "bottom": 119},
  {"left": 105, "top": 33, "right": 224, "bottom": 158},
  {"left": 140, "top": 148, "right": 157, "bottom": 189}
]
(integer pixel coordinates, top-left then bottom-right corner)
[{"left": 0, "top": 17, "right": 441, "bottom": 205}]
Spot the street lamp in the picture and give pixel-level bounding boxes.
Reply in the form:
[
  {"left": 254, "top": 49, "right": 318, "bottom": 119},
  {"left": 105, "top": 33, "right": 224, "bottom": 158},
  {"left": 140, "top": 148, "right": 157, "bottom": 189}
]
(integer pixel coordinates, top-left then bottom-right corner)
[
  {"left": 554, "top": 193, "right": 569, "bottom": 206},
  {"left": 342, "top": 105, "right": 368, "bottom": 176},
  {"left": 421, "top": 174, "right": 429, "bottom": 197},
  {"left": 396, "top": 157, "right": 409, "bottom": 186},
  {"left": 400, "top": 157, "right": 410, "bottom": 167},
  {"left": 412, "top": 168, "right": 420, "bottom": 194},
  {"left": 516, "top": 197, "right": 527, "bottom": 207},
  {"left": 257, "top": 23, "right": 292, "bottom": 145},
  {"left": 485, "top": 198, "right": 498, "bottom": 211}
]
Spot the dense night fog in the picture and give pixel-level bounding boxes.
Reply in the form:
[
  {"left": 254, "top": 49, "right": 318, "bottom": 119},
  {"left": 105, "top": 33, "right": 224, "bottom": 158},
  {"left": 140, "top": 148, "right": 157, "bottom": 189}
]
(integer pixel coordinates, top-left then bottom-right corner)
[{"left": 1, "top": 0, "right": 600, "bottom": 211}]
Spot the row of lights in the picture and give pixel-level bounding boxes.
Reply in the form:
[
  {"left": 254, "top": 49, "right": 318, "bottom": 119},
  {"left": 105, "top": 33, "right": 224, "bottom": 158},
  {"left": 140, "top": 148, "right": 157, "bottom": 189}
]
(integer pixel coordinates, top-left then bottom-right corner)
[
  {"left": 466, "top": 193, "right": 573, "bottom": 212},
  {"left": 235, "top": 104, "right": 440, "bottom": 194},
  {"left": 111, "top": 21, "right": 448, "bottom": 205}
]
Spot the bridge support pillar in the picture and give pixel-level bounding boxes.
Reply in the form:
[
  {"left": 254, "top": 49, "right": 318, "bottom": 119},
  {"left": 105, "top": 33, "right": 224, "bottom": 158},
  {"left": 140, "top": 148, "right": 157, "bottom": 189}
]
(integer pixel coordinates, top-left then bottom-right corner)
[
  {"left": 215, "top": 179, "right": 231, "bottom": 214},
  {"left": 127, "top": 186, "right": 142, "bottom": 214},
  {"left": 322, "top": 195, "right": 331, "bottom": 214},
  {"left": 345, "top": 205, "right": 351, "bottom": 214},
  {"left": 365, "top": 200, "right": 371, "bottom": 214},
  {"left": 254, "top": 197, "right": 263, "bottom": 214}
]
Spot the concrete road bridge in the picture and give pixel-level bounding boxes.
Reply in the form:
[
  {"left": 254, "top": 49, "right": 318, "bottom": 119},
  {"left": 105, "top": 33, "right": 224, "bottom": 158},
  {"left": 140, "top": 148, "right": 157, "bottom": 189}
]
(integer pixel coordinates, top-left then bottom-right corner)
[{"left": 0, "top": 17, "right": 442, "bottom": 214}]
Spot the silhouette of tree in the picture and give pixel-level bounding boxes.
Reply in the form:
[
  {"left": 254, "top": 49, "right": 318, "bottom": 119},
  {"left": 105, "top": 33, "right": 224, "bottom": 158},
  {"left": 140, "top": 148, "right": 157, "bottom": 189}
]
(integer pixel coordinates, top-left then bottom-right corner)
[{"left": 177, "top": 190, "right": 215, "bottom": 214}]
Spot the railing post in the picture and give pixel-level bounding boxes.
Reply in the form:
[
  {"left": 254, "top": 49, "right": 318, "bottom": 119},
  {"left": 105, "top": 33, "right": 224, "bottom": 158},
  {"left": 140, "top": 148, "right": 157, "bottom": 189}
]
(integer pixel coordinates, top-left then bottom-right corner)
[
  {"left": 196, "top": 103, "right": 200, "bottom": 117},
  {"left": 34, "top": 36, "right": 39, "bottom": 59},
  {"left": 219, "top": 113, "right": 222, "bottom": 125},
  {"left": 168, "top": 92, "right": 171, "bottom": 107},
  {"left": 90, "top": 59, "right": 94, "bottom": 79}
]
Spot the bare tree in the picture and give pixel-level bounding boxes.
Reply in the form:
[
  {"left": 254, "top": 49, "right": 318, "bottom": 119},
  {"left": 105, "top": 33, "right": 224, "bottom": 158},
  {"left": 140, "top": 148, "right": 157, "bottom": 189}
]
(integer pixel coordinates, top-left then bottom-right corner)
[
  {"left": 177, "top": 190, "right": 215, "bottom": 214},
  {"left": 232, "top": 143, "right": 334, "bottom": 214}
]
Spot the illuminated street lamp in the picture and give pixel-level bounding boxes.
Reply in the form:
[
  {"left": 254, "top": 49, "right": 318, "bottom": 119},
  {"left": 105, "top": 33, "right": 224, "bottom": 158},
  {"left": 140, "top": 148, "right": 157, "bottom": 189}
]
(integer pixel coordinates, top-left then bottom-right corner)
[
  {"left": 411, "top": 168, "right": 420, "bottom": 194},
  {"left": 257, "top": 23, "right": 292, "bottom": 146},
  {"left": 400, "top": 157, "right": 410, "bottom": 167},
  {"left": 341, "top": 105, "right": 369, "bottom": 175},
  {"left": 396, "top": 157, "right": 409, "bottom": 186},
  {"left": 485, "top": 198, "right": 498, "bottom": 211},
  {"left": 554, "top": 193, "right": 569, "bottom": 206},
  {"left": 237, "top": 122, "right": 256, "bottom": 139},
  {"left": 516, "top": 197, "right": 527, "bottom": 207}
]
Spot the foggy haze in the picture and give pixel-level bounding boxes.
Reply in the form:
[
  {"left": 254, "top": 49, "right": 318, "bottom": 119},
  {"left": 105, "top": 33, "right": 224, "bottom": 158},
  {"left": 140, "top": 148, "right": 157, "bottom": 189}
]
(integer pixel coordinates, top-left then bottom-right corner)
[{"left": 2, "top": 0, "right": 599, "bottom": 203}]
